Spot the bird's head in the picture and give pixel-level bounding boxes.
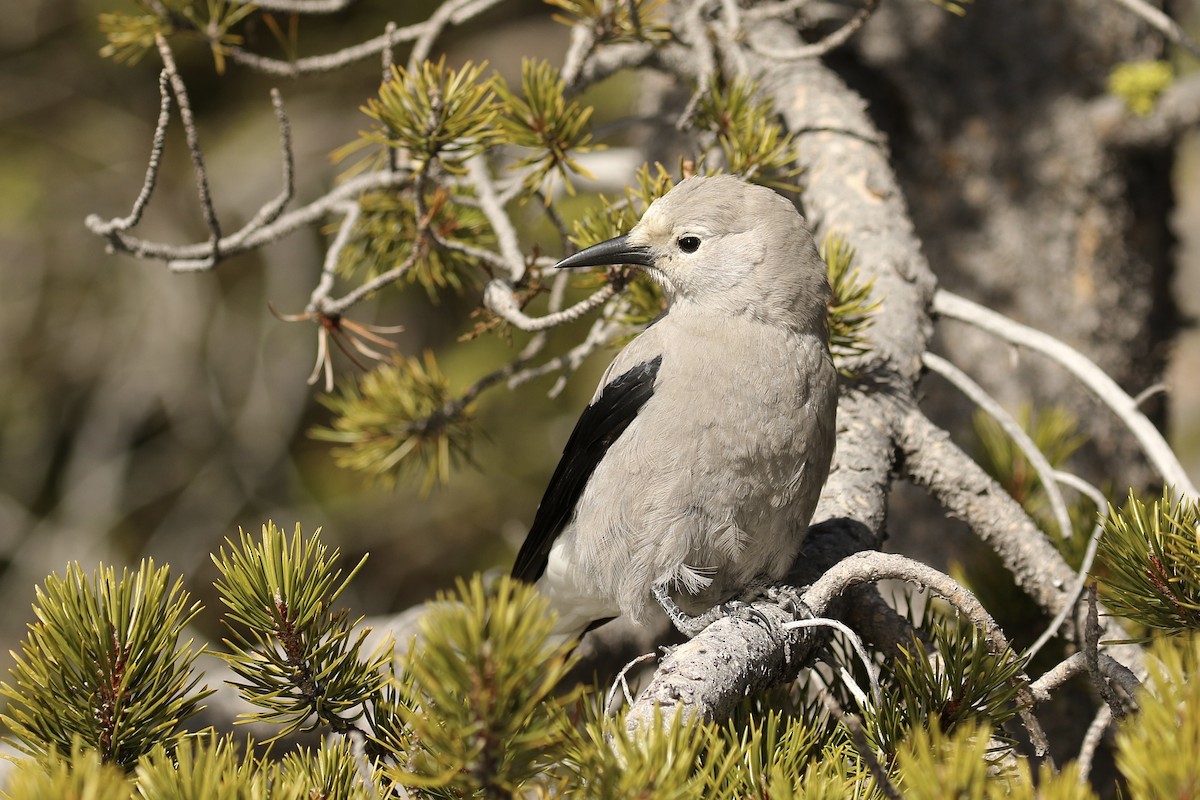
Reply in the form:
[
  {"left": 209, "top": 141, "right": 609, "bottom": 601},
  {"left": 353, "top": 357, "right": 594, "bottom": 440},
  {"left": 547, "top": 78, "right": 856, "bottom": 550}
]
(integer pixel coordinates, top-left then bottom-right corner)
[{"left": 555, "top": 175, "right": 830, "bottom": 329}]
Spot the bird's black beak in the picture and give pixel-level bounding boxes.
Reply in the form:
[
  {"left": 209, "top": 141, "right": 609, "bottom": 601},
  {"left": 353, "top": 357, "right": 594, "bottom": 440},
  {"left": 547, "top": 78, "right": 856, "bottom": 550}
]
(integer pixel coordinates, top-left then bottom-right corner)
[{"left": 555, "top": 234, "right": 654, "bottom": 269}]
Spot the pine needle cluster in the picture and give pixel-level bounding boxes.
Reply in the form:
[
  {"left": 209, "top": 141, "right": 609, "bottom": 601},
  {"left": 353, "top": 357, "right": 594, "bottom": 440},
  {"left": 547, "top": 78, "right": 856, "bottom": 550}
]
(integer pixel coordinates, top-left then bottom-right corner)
[
  {"left": 99, "top": 0, "right": 255, "bottom": 71},
  {"left": 312, "top": 353, "right": 474, "bottom": 491},
  {"left": 0, "top": 560, "right": 210, "bottom": 768},
  {"left": 1095, "top": 488, "right": 1200, "bottom": 636},
  {"left": 212, "top": 524, "right": 389, "bottom": 739},
  {"left": 494, "top": 59, "right": 601, "bottom": 198},
  {"left": 693, "top": 77, "right": 802, "bottom": 190},
  {"left": 544, "top": 0, "right": 672, "bottom": 42},
  {"left": 356, "top": 58, "right": 498, "bottom": 176},
  {"left": 336, "top": 188, "right": 493, "bottom": 299},
  {"left": 821, "top": 233, "right": 880, "bottom": 372},
  {"left": 7, "top": 521, "right": 1200, "bottom": 797}
]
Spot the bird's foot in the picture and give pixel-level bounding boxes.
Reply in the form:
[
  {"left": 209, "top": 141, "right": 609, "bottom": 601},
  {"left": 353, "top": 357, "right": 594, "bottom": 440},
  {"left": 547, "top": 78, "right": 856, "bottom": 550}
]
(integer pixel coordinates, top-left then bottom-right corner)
[
  {"left": 652, "top": 583, "right": 777, "bottom": 639},
  {"left": 761, "top": 583, "right": 814, "bottom": 622}
]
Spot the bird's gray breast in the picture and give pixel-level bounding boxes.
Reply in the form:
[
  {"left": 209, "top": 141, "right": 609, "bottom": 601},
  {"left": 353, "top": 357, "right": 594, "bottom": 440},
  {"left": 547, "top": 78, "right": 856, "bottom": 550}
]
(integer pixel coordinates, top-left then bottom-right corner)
[{"left": 568, "top": 314, "right": 834, "bottom": 621}]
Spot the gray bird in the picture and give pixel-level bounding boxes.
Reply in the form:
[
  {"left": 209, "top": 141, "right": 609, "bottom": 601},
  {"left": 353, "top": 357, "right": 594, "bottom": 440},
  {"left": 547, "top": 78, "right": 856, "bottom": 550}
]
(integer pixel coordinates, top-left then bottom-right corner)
[{"left": 512, "top": 174, "right": 838, "bottom": 643}]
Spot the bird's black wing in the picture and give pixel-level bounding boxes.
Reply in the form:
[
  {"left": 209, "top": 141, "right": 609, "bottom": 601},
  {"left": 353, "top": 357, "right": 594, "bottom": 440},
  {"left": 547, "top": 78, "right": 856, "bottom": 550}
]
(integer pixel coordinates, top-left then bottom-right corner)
[{"left": 511, "top": 355, "right": 663, "bottom": 583}]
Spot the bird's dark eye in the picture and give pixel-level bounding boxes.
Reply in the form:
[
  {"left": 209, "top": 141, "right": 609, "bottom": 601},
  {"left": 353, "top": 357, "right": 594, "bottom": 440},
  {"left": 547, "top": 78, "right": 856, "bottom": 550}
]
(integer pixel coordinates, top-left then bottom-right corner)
[{"left": 677, "top": 236, "right": 701, "bottom": 253}]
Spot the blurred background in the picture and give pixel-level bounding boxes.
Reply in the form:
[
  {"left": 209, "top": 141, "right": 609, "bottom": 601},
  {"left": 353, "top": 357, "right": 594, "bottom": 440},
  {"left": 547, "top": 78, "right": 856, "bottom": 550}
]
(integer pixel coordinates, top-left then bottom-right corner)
[{"left": 2, "top": 0, "right": 1199, "bottom": 679}]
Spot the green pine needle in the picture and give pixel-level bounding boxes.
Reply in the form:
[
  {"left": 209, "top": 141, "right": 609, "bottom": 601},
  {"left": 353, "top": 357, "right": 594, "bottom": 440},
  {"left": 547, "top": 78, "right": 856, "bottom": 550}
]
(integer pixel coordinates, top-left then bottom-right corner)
[
  {"left": 4, "top": 743, "right": 132, "bottom": 800},
  {"left": 1115, "top": 634, "right": 1200, "bottom": 797},
  {"left": 865, "top": 615, "right": 1026, "bottom": 755},
  {"left": 98, "top": 0, "right": 256, "bottom": 72},
  {"left": 0, "top": 560, "right": 211, "bottom": 767},
  {"left": 1095, "top": 488, "right": 1200, "bottom": 636},
  {"left": 543, "top": 0, "right": 672, "bottom": 42},
  {"left": 388, "top": 575, "right": 580, "bottom": 797},
  {"left": 353, "top": 57, "right": 498, "bottom": 176},
  {"left": 335, "top": 188, "right": 493, "bottom": 300},
  {"left": 211, "top": 522, "right": 389, "bottom": 741},
  {"left": 893, "top": 720, "right": 1097, "bottom": 800},
  {"left": 312, "top": 353, "right": 474, "bottom": 491},
  {"left": 495, "top": 59, "right": 602, "bottom": 199},
  {"left": 822, "top": 233, "right": 880, "bottom": 371},
  {"left": 279, "top": 736, "right": 380, "bottom": 800},
  {"left": 134, "top": 734, "right": 291, "bottom": 800},
  {"left": 693, "top": 78, "right": 801, "bottom": 190}
]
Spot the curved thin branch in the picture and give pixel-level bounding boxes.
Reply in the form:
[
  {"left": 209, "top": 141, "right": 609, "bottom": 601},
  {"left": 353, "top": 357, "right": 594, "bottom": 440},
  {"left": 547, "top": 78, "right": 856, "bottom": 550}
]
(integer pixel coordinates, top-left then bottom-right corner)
[
  {"left": 90, "top": 170, "right": 408, "bottom": 268},
  {"left": 933, "top": 289, "right": 1198, "bottom": 498},
  {"left": 483, "top": 280, "right": 616, "bottom": 333},
  {"left": 1023, "top": 471, "right": 1109, "bottom": 662},
  {"left": 250, "top": 0, "right": 356, "bottom": 12},
  {"left": 87, "top": 70, "right": 172, "bottom": 238},
  {"left": 409, "top": 0, "right": 505, "bottom": 72},
  {"left": 783, "top": 616, "right": 881, "bottom": 704},
  {"left": 466, "top": 157, "right": 527, "bottom": 281},
  {"left": 1106, "top": 0, "right": 1200, "bottom": 59},
  {"left": 749, "top": 0, "right": 879, "bottom": 60},
  {"left": 1077, "top": 704, "right": 1113, "bottom": 783},
  {"left": 629, "top": 551, "right": 1049, "bottom": 755},
  {"left": 156, "top": 34, "right": 221, "bottom": 269},
  {"left": 923, "top": 350, "right": 1074, "bottom": 543}
]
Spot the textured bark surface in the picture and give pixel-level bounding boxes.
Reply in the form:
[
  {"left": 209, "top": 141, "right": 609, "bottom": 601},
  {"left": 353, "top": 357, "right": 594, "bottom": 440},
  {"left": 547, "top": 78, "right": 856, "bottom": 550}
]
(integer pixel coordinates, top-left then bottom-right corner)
[{"left": 849, "top": 0, "right": 1175, "bottom": 490}]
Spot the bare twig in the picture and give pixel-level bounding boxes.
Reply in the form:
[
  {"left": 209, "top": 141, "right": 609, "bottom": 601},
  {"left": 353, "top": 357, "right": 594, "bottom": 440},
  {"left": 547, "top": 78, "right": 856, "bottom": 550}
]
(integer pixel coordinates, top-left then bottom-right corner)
[
  {"left": 1023, "top": 517, "right": 1104, "bottom": 662},
  {"left": 674, "top": 0, "right": 718, "bottom": 130},
  {"left": 1107, "top": 0, "right": 1200, "bottom": 59},
  {"left": 750, "top": 0, "right": 879, "bottom": 60},
  {"left": 1133, "top": 381, "right": 1169, "bottom": 409},
  {"left": 155, "top": 34, "right": 221, "bottom": 270},
  {"left": 228, "top": 25, "right": 423, "bottom": 77},
  {"left": 483, "top": 280, "right": 616, "bottom": 332},
  {"left": 466, "top": 157, "right": 527, "bottom": 281},
  {"left": 245, "top": 88, "right": 296, "bottom": 230},
  {"left": 605, "top": 652, "right": 657, "bottom": 715},
  {"left": 409, "top": 0, "right": 505, "bottom": 72},
  {"left": 783, "top": 617, "right": 881, "bottom": 705},
  {"left": 743, "top": 0, "right": 816, "bottom": 21},
  {"left": 899, "top": 407, "right": 1146, "bottom": 678},
  {"left": 1024, "top": 471, "right": 1109, "bottom": 662},
  {"left": 561, "top": 22, "right": 599, "bottom": 89},
  {"left": 91, "top": 170, "right": 408, "bottom": 267},
  {"left": 86, "top": 70, "right": 173, "bottom": 238},
  {"left": 251, "top": 0, "right": 357, "bottom": 12},
  {"left": 923, "top": 350, "right": 1074, "bottom": 542},
  {"left": 508, "top": 316, "right": 626, "bottom": 396},
  {"left": 322, "top": 249, "right": 420, "bottom": 318},
  {"left": 309, "top": 200, "right": 363, "bottom": 312},
  {"left": 803, "top": 552, "right": 1050, "bottom": 757},
  {"left": 933, "top": 290, "right": 1199, "bottom": 498},
  {"left": 1028, "top": 652, "right": 1141, "bottom": 711},
  {"left": 1077, "top": 704, "right": 1114, "bottom": 784},
  {"left": 1085, "top": 584, "right": 1127, "bottom": 719}
]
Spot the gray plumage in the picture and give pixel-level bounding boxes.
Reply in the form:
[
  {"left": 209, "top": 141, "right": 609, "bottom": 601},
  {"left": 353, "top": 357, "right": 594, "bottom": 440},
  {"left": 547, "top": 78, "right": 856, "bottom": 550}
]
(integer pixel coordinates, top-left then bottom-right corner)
[{"left": 513, "top": 174, "right": 838, "bottom": 641}]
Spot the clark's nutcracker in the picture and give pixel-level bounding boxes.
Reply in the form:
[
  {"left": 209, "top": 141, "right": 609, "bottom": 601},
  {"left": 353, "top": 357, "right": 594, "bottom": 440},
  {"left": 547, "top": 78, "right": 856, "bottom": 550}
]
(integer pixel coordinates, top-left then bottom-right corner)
[{"left": 512, "top": 174, "right": 838, "bottom": 642}]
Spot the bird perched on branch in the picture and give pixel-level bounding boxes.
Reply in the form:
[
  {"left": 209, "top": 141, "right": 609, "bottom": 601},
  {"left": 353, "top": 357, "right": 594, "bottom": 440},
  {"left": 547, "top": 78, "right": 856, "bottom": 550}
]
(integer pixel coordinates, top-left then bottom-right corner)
[{"left": 512, "top": 174, "right": 838, "bottom": 643}]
